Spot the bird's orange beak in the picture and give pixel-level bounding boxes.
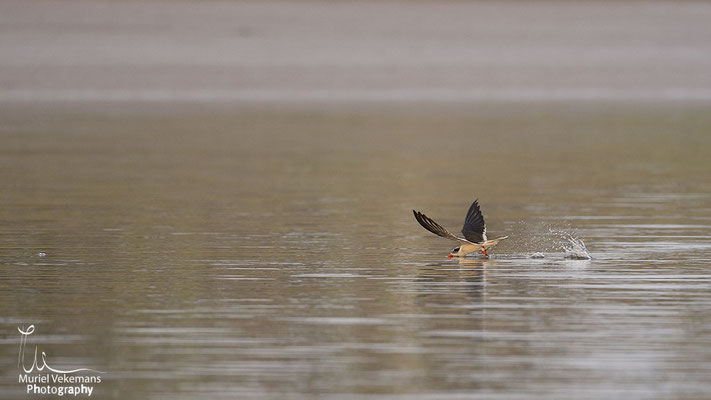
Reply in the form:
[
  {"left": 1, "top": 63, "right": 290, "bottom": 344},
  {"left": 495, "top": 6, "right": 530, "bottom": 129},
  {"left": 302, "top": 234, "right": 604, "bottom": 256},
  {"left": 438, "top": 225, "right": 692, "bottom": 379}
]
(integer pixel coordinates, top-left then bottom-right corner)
[
  {"left": 481, "top": 250, "right": 488, "bottom": 256},
  {"left": 448, "top": 253, "right": 453, "bottom": 258}
]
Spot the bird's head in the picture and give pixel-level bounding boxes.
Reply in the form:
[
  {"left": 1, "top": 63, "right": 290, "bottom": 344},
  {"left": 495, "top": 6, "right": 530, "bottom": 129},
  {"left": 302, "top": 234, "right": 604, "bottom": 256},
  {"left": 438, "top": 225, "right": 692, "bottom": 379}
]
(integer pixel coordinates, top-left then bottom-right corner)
[{"left": 448, "top": 246, "right": 461, "bottom": 258}]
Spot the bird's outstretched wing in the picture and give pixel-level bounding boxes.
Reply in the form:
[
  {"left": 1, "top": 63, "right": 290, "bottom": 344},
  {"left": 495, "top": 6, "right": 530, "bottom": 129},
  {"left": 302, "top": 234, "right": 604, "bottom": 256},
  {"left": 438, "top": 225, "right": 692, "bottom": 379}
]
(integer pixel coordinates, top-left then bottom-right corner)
[
  {"left": 461, "top": 199, "right": 487, "bottom": 243},
  {"left": 413, "top": 210, "right": 465, "bottom": 243}
]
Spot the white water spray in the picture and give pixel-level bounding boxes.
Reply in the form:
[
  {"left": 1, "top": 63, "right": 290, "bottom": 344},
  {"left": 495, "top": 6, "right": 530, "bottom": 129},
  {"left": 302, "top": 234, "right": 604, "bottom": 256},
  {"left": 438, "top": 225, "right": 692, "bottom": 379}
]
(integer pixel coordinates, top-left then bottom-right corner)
[
  {"left": 562, "top": 233, "right": 591, "bottom": 260},
  {"left": 511, "top": 221, "right": 591, "bottom": 259}
]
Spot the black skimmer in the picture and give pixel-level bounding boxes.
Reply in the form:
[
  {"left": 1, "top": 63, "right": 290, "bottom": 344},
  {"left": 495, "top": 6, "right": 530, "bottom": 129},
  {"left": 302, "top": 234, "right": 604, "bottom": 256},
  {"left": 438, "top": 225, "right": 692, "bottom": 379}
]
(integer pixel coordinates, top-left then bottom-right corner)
[{"left": 413, "top": 199, "right": 508, "bottom": 258}]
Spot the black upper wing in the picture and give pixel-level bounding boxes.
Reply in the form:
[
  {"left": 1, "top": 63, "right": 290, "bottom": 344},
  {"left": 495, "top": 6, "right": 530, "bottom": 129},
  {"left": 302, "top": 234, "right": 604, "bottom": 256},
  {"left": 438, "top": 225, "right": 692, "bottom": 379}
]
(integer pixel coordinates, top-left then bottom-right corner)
[
  {"left": 413, "top": 210, "right": 462, "bottom": 242},
  {"left": 461, "top": 199, "right": 487, "bottom": 243}
]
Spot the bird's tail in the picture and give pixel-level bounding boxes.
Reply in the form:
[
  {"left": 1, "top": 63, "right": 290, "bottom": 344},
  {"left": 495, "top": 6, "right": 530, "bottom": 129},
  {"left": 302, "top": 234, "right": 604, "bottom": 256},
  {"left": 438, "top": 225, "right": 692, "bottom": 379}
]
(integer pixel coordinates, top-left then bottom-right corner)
[{"left": 482, "top": 236, "right": 509, "bottom": 251}]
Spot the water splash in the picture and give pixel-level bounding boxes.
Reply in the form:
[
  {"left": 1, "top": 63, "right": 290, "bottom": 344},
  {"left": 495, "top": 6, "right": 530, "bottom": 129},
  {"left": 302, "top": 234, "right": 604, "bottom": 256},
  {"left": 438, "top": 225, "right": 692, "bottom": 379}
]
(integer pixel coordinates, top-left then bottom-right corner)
[
  {"left": 511, "top": 221, "right": 591, "bottom": 259},
  {"left": 563, "top": 234, "right": 591, "bottom": 260}
]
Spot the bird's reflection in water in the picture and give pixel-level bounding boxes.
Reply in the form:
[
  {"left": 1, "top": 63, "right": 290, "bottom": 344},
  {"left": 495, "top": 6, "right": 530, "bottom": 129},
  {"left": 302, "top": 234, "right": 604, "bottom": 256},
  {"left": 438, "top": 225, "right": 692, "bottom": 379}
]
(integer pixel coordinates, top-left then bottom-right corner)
[
  {"left": 415, "top": 257, "right": 494, "bottom": 302},
  {"left": 411, "top": 257, "right": 494, "bottom": 334}
]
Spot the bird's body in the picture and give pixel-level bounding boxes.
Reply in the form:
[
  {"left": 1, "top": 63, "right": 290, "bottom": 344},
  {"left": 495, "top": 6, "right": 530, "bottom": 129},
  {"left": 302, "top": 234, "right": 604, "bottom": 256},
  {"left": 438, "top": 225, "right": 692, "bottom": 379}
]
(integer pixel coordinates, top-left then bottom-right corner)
[{"left": 413, "top": 199, "right": 508, "bottom": 258}]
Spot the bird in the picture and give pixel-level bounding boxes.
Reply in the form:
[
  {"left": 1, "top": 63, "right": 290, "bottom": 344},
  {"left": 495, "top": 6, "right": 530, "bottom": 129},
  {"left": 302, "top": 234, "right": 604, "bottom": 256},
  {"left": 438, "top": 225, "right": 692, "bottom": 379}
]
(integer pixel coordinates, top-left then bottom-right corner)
[{"left": 413, "top": 199, "right": 508, "bottom": 258}]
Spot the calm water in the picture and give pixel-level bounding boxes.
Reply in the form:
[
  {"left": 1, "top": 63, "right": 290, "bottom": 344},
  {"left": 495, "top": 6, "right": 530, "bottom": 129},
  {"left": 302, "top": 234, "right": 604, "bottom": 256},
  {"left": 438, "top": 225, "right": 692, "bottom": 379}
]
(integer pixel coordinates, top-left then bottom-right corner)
[{"left": 1, "top": 103, "right": 710, "bottom": 399}]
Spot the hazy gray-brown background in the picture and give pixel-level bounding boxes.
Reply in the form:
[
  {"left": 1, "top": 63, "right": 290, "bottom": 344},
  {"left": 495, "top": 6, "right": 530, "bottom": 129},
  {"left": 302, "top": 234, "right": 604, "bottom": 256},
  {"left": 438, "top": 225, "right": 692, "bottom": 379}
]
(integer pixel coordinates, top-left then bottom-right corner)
[
  {"left": 1, "top": 1, "right": 711, "bottom": 399},
  {"left": 1, "top": 0, "right": 710, "bottom": 104}
]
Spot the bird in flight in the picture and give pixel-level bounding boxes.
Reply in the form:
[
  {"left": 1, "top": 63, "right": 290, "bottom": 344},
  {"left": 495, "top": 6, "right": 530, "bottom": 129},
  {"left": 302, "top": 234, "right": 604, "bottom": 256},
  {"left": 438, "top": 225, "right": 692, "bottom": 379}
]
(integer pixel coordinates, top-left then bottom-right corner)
[{"left": 413, "top": 199, "right": 509, "bottom": 258}]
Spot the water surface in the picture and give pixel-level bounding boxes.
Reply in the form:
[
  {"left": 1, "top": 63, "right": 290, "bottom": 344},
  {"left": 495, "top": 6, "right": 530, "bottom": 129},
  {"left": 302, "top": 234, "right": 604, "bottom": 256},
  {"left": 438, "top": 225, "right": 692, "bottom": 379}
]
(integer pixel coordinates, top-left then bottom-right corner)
[{"left": 1, "top": 103, "right": 710, "bottom": 399}]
